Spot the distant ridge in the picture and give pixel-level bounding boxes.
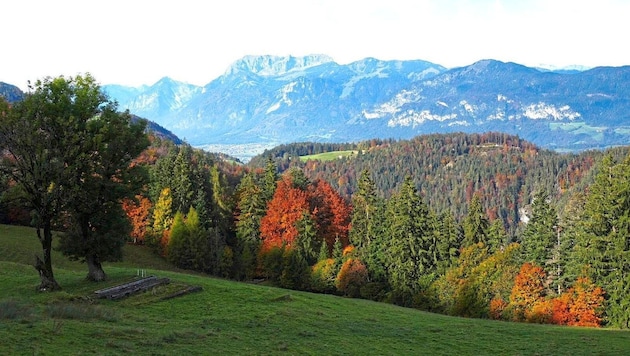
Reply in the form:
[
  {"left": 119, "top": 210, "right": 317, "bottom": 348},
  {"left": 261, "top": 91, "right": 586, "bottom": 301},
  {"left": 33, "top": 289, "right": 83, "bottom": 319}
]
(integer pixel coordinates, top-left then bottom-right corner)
[{"left": 4, "top": 55, "right": 629, "bottom": 160}]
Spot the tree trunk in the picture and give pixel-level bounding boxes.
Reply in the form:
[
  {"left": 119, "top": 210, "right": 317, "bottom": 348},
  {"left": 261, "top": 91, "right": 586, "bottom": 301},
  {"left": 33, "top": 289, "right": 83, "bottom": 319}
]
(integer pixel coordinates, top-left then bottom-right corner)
[
  {"left": 34, "top": 223, "right": 61, "bottom": 291},
  {"left": 86, "top": 254, "right": 107, "bottom": 282}
]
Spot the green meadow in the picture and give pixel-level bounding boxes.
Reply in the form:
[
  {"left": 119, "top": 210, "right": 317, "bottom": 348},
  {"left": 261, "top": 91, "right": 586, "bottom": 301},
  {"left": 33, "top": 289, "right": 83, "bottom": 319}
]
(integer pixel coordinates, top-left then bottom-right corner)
[
  {"left": 1, "top": 224, "right": 629, "bottom": 355},
  {"left": 300, "top": 150, "right": 358, "bottom": 162}
]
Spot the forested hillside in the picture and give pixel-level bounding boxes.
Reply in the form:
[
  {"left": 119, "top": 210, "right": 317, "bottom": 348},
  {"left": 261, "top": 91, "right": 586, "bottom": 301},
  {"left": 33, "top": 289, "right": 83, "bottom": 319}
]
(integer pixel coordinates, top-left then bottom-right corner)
[{"left": 249, "top": 132, "right": 628, "bottom": 236}]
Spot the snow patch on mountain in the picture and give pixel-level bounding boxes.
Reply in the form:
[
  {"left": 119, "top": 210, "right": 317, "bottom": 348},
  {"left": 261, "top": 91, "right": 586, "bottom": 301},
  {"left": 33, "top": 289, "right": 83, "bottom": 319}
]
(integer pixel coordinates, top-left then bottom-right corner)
[
  {"left": 387, "top": 110, "right": 458, "bottom": 127},
  {"left": 363, "top": 90, "right": 423, "bottom": 119},
  {"left": 267, "top": 82, "right": 297, "bottom": 113},
  {"left": 460, "top": 100, "right": 477, "bottom": 114},
  {"left": 522, "top": 103, "right": 581, "bottom": 120}
]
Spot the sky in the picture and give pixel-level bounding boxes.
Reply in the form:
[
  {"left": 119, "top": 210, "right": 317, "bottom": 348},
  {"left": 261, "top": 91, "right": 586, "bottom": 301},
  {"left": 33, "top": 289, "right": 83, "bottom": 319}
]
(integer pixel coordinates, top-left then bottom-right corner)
[{"left": 2, "top": 0, "right": 629, "bottom": 90}]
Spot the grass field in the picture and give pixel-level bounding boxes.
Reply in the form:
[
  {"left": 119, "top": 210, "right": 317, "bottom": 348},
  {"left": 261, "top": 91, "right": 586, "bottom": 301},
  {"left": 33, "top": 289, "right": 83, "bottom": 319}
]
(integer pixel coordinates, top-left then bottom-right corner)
[
  {"left": 300, "top": 150, "right": 358, "bottom": 162},
  {"left": 1, "top": 224, "right": 630, "bottom": 355}
]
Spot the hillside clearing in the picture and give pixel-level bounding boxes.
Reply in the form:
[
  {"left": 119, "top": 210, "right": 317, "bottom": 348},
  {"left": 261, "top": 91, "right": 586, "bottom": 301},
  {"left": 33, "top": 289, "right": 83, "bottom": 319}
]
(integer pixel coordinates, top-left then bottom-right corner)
[{"left": 300, "top": 150, "right": 358, "bottom": 162}]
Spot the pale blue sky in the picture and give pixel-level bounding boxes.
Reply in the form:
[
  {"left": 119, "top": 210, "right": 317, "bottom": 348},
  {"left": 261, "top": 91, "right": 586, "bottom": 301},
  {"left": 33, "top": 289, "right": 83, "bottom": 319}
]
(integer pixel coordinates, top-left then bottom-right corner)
[{"left": 3, "top": 0, "right": 629, "bottom": 90}]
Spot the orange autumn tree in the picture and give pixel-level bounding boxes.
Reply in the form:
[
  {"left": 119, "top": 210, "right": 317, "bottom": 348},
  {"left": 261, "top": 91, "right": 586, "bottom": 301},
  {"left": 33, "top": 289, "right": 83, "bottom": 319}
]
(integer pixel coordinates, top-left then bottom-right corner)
[
  {"left": 552, "top": 276, "right": 604, "bottom": 327},
  {"left": 122, "top": 195, "right": 152, "bottom": 244},
  {"left": 260, "top": 174, "right": 310, "bottom": 252},
  {"left": 308, "top": 179, "right": 351, "bottom": 251},
  {"left": 509, "top": 262, "right": 550, "bottom": 322}
]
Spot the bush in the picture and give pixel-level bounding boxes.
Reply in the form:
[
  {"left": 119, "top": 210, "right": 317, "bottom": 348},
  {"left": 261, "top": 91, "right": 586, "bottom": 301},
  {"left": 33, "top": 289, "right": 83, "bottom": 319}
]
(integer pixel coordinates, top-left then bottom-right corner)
[
  {"left": 336, "top": 258, "right": 368, "bottom": 298},
  {"left": 280, "top": 249, "right": 311, "bottom": 291},
  {"left": 311, "top": 258, "right": 337, "bottom": 293},
  {"left": 259, "top": 246, "right": 285, "bottom": 283},
  {"left": 359, "top": 282, "right": 389, "bottom": 302}
]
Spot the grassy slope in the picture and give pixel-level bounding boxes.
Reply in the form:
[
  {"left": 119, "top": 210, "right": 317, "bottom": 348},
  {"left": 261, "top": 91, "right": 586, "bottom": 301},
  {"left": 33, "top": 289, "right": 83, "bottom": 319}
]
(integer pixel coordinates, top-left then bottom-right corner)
[
  {"left": 300, "top": 150, "right": 358, "bottom": 162},
  {"left": 1, "top": 224, "right": 629, "bottom": 355}
]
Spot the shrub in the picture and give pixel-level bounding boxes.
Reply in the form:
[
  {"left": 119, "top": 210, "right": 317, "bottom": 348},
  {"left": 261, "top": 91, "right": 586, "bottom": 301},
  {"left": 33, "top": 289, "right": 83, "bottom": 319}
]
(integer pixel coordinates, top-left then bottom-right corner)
[
  {"left": 311, "top": 258, "right": 337, "bottom": 293},
  {"left": 336, "top": 258, "right": 368, "bottom": 298}
]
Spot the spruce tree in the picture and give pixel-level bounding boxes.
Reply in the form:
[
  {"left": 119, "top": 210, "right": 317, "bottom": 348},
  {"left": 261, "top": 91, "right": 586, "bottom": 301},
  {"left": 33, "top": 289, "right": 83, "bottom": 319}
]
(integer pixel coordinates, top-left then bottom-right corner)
[
  {"left": 435, "top": 211, "right": 464, "bottom": 273},
  {"left": 487, "top": 219, "right": 509, "bottom": 254},
  {"left": 463, "top": 194, "right": 490, "bottom": 247},
  {"left": 349, "top": 169, "right": 386, "bottom": 282},
  {"left": 521, "top": 190, "right": 558, "bottom": 269},
  {"left": 572, "top": 154, "right": 630, "bottom": 328},
  {"left": 384, "top": 176, "right": 434, "bottom": 301}
]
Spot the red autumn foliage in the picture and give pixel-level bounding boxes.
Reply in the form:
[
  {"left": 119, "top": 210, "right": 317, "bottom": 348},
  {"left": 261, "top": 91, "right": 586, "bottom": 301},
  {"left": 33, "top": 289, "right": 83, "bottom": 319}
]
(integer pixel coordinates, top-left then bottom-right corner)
[
  {"left": 308, "top": 179, "right": 351, "bottom": 250},
  {"left": 551, "top": 277, "right": 604, "bottom": 327},
  {"left": 260, "top": 175, "right": 352, "bottom": 254},
  {"left": 122, "top": 195, "right": 152, "bottom": 244},
  {"left": 260, "top": 175, "right": 310, "bottom": 252}
]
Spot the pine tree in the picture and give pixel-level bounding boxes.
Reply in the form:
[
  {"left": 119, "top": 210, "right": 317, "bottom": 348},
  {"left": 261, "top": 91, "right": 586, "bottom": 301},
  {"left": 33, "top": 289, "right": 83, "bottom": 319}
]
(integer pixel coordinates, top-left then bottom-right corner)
[
  {"left": 234, "top": 173, "right": 265, "bottom": 280},
  {"left": 463, "top": 194, "right": 490, "bottom": 247},
  {"left": 349, "top": 169, "right": 386, "bottom": 282},
  {"left": 521, "top": 190, "right": 558, "bottom": 269},
  {"left": 167, "top": 211, "right": 191, "bottom": 268},
  {"left": 262, "top": 157, "right": 278, "bottom": 202},
  {"left": 571, "top": 154, "right": 630, "bottom": 328},
  {"left": 487, "top": 219, "right": 509, "bottom": 254},
  {"left": 172, "top": 146, "right": 194, "bottom": 213},
  {"left": 294, "top": 211, "right": 318, "bottom": 265},
  {"left": 435, "top": 211, "right": 463, "bottom": 273},
  {"left": 384, "top": 176, "right": 434, "bottom": 301}
]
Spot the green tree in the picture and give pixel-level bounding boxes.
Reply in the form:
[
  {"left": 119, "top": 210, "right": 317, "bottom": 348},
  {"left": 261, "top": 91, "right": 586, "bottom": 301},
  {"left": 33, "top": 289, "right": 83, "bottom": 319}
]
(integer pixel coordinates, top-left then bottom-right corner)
[
  {"left": 294, "top": 211, "right": 319, "bottom": 265},
  {"left": 0, "top": 75, "right": 147, "bottom": 288},
  {"left": 463, "top": 194, "right": 490, "bottom": 247},
  {"left": 384, "top": 176, "right": 434, "bottom": 303},
  {"left": 435, "top": 211, "right": 463, "bottom": 274},
  {"left": 56, "top": 78, "right": 149, "bottom": 281},
  {"left": 262, "top": 157, "right": 278, "bottom": 202},
  {"left": 172, "top": 146, "right": 194, "bottom": 213},
  {"left": 349, "top": 169, "right": 386, "bottom": 282},
  {"left": 487, "top": 219, "right": 509, "bottom": 254},
  {"left": 521, "top": 190, "right": 558, "bottom": 270},
  {"left": 572, "top": 154, "right": 630, "bottom": 328},
  {"left": 167, "top": 211, "right": 192, "bottom": 268},
  {"left": 234, "top": 173, "right": 265, "bottom": 280}
]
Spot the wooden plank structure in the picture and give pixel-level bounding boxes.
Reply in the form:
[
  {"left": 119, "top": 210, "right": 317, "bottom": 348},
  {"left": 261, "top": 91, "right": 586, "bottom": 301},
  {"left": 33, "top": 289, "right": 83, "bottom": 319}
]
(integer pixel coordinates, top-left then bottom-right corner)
[{"left": 94, "top": 276, "right": 170, "bottom": 300}]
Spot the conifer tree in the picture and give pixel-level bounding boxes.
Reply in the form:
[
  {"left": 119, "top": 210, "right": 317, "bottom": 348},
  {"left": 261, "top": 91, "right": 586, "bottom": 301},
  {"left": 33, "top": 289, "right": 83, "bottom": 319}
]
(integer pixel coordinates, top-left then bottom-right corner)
[
  {"left": 571, "top": 154, "right": 630, "bottom": 328},
  {"left": 487, "top": 219, "right": 509, "bottom": 254},
  {"left": 167, "top": 211, "right": 191, "bottom": 268},
  {"left": 463, "top": 194, "right": 490, "bottom": 247},
  {"left": 384, "top": 176, "right": 434, "bottom": 301},
  {"left": 234, "top": 173, "right": 265, "bottom": 279},
  {"left": 349, "top": 169, "right": 386, "bottom": 282},
  {"left": 262, "top": 157, "right": 278, "bottom": 202},
  {"left": 295, "top": 211, "right": 318, "bottom": 265},
  {"left": 521, "top": 190, "right": 558, "bottom": 269},
  {"left": 435, "top": 211, "right": 463, "bottom": 273}
]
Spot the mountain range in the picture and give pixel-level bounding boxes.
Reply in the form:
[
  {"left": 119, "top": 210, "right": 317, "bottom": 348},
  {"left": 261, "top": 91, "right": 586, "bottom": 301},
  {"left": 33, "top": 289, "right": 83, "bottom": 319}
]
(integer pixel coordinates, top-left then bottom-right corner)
[{"left": 3, "top": 55, "right": 629, "bottom": 160}]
